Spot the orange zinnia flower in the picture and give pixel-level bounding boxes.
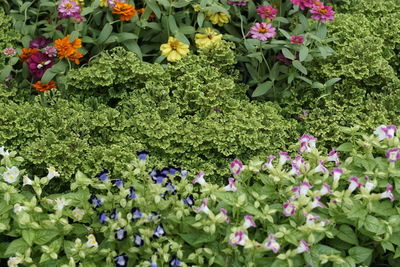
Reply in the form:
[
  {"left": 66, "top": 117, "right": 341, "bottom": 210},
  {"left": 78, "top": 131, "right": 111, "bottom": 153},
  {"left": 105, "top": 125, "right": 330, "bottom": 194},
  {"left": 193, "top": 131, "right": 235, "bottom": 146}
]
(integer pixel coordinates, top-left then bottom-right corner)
[
  {"left": 54, "top": 35, "right": 83, "bottom": 64},
  {"left": 33, "top": 80, "right": 57, "bottom": 92},
  {"left": 19, "top": 48, "right": 40, "bottom": 62},
  {"left": 112, "top": 2, "right": 136, "bottom": 21}
]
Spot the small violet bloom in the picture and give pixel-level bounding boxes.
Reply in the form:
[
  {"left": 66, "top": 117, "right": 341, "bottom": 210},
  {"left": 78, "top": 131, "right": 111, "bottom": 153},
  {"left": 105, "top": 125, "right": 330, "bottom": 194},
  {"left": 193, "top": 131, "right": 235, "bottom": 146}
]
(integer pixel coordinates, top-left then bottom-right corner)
[
  {"left": 243, "top": 215, "right": 256, "bottom": 229},
  {"left": 223, "top": 178, "right": 238, "bottom": 192},
  {"left": 297, "top": 240, "right": 311, "bottom": 254},
  {"left": 265, "top": 234, "right": 280, "bottom": 253},
  {"left": 183, "top": 195, "right": 195, "bottom": 207},
  {"left": 129, "top": 186, "right": 137, "bottom": 199},
  {"left": 300, "top": 181, "right": 313, "bottom": 196},
  {"left": 115, "top": 227, "right": 127, "bottom": 241},
  {"left": 298, "top": 134, "right": 317, "bottom": 154},
  {"left": 320, "top": 184, "right": 333, "bottom": 195},
  {"left": 230, "top": 158, "right": 244, "bottom": 175},
  {"left": 111, "top": 179, "right": 123, "bottom": 188},
  {"left": 348, "top": 177, "right": 362, "bottom": 193},
  {"left": 137, "top": 150, "right": 149, "bottom": 161},
  {"left": 134, "top": 234, "right": 144, "bottom": 247},
  {"left": 331, "top": 168, "right": 343, "bottom": 183},
  {"left": 327, "top": 148, "right": 340, "bottom": 166},
  {"left": 44, "top": 46, "right": 57, "bottom": 57},
  {"left": 99, "top": 212, "right": 108, "bottom": 224},
  {"left": 289, "top": 156, "right": 305, "bottom": 176},
  {"left": 381, "top": 184, "right": 395, "bottom": 202},
  {"left": 250, "top": 22, "right": 276, "bottom": 41},
  {"left": 374, "top": 125, "right": 397, "bottom": 140},
  {"left": 227, "top": 0, "right": 247, "bottom": 6},
  {"left": 290, "top": 35, "right": 304, "bottom": 44},
  {"left": 278, "top": 152, "right": 291, "bottom": 165},
  {"left": 29, "top": 37, "right": 51, "bottom": 49},
  {"left": 88, "top": 194, "right": 103, "bottom": 209},
  {"left": 263, "top": 155, "right": 276, "bottom": 170},
  {"left": 169, "top": 256, "right": 182, "bottom": 267},
  {"left": 386, "top": 148, "right": 400, "bottom": 162},
  {"left": 96, "top": 169, "right": 108, "bottom": 182},
  {"left": 257, "top": 5, "right": 278, "bottom": 20},
  {"left": 132, "top": 207, "right": 143, "bottom": 221},
  {"left": 192, "top": 171, "right": 206, "bottom": 185},
  {"left": 313, "top": 160, "right": 328, "bottom": 174},
  {"left": 165, "top": 180, "right": 177, "bottom": 195},
  {"left": 229, "top": 231, "right": 248, "bottom": 246},
  {"left": 195, "top": 198, "right": 210, "bottom": 214},
  {"left": 311, "top": 196, "right": 324, "bottom": 209},
  {"left": 114, "top": 254, "right": 128, "bottom": 267},
  {"left": 111, "top": 208, "right": 118, "bottom": 220},
  {"left": 219, "top": 208, "right": 230, "bottom": 223},
  {"left": 283, "top": 202, "right": 296, "bottom": 216},
  {"left": 153, "top": 224, "right": 166, "bottom": 238}
]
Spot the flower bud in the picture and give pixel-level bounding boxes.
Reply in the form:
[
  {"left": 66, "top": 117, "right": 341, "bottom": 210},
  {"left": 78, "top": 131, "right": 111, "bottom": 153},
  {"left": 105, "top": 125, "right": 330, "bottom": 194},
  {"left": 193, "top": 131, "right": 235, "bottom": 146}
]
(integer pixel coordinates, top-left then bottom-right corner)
[
  {"left": 120, "top": 198, "right": 127, "bottom": 207},
  {"left": 50, "top": 252, "right": 58, "bottom": 259},
  {"left": 79, "top": 251, "right": 86, "bottom": 259},
  {"left": 34, "top": 207, "right": 43, "bottom": 213},
  {"left": 254, "top": 201, "right": 260, "bottom": 208}
]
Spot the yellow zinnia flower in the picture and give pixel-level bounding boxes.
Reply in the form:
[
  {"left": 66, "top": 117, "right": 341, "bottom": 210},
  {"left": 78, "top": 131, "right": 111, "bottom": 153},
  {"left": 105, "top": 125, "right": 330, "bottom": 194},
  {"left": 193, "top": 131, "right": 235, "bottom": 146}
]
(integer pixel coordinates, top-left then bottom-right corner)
[
  {"left": 160, "top": 37, "right": 190, "bottom": 62},
  {"left": 207, "top": 10, "right": 230, "bottom": 26},
  {"left": 99, "top": 0, "right": 108, "bottom": 7},
  {"left": 195, "top": 28, "right": 223, "bottom": 49}
]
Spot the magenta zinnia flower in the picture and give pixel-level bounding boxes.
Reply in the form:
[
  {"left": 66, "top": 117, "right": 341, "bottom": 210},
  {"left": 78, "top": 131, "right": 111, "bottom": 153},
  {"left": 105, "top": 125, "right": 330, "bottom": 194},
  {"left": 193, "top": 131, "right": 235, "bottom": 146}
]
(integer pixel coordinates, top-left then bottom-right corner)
[
  {"left": 28, "top": 52, "right": 55, "bottom": 79},
  {"left": 290, "top": 35, "right": 304, "bottom": 44},
  {"left": 290, "top": 0, "right": 314, "bottom": 10},
  {"left": 29, "top": 37, "right": 51, "bottom": 49},
  {"left": 58, "top": 0, "right": 81, "bottom": 19},
  {"left": 310, "top": 4, "right": 335, "bottom": 23},
  {"left": 257, "top": 5, "right": 278, "bottom": 20},
  {"left": 227, "top": 0, "right": 247, "bottom": 6},
  {"left": 250, "top": 22, "right": 276, "bottom": 41}
]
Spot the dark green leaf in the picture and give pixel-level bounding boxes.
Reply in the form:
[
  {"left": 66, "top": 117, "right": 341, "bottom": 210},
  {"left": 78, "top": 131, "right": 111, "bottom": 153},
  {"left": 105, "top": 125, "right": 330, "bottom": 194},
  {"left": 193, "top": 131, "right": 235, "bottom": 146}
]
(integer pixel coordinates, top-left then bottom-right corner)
[
  {"left": 252, "top": 81, "right": 273, "bottom": 97},
  {"left": 349, "top": 247, "right": 373, "bottom": 264},
  {"left": 0, "top": 65, "right": 12, "bottom": 81},
  {"left": 282, "top": 48, "right": 295, "bottom": 60},
  {"left": 4, "top": 239, "right": 29, "bottom": 257},
  {"left": 337, "top": 225, "right": 358, "bottom": 245},
  {"left": 145, "top": 0, "right": 162, "bottom": 18},
  {"left": 325, "top": 78, "right": 341, "bottom": 87},
  {"left": 336, "top": 142, "right": 353, "bottom": 152},
  {"left": 292, "top": 60, "right": 307, "bottom": 75},
  {"left": 34, "top": 230, "right": 58, "bottom": 245},
  {"left": 299, "top": 46, "right": 309, "bottom": 62},
  {"left": 97, "top": 23, "right": 113, "bottom": 44}
]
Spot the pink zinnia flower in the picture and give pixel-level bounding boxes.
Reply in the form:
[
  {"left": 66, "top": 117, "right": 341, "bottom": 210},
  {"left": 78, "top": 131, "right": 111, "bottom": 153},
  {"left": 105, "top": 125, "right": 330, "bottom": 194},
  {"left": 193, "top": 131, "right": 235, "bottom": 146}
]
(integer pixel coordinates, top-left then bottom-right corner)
[
  {"left": 28, "top": 52, "right": 55, "bottom": 79},
  {"left": 283, "top": 202, "right": 296, "bottom": 216},
  {"left": 230, "top": 158, "right": 244, "bottom": 175},
  {"left": 250, "top": 22, "right": 276, "bottom": 41},
  {"left": 44, "top": 46, "right": 57, "bottom": 57},
  {"left": 381, "top": 184, "right": 395, "bottom": 202},
  {"left": 297, "top": 240, "right": 310, "bottom": 253},
  {"left": 290, "top": 0, "right": 314, "bottom": 10},
  {"left": 229, "top": 231, "right": 248, "bottom": 246},
  {"left": 223, "top": 178, "right": 238, "bottom": 192},
  {"left": 386, "top": 148, "right": 400, "bottom": 162},
  {"left": 310, "top": 4, "right": 335, "bottom": 24},
  {"left": 290, "top": 35, "right": 304, "bottom": 45},
  {"left": 257, "top": 5, "right": 278, "bottom": 20},
  {"left": 243, "top": 215, "right": 256, "bottom": 229},
  {"left": 58, "top": 0, "right": 81, "bottom": 19},
  {"left": 227, "top": 0, "right": 247, "bottom": 6},
  {"left": 3, "top": 48, "right": 16, "bottom": 56},
  {"left": 265, "top": 234, "right": 280, "bottom": 253}
]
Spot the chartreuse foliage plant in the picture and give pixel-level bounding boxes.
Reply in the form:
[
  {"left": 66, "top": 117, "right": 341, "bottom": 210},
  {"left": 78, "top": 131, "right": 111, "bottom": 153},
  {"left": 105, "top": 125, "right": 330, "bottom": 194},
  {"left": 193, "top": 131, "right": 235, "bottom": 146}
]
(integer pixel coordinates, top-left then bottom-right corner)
[
  {"left": 1, "top": 0, "right": 336, "bottom": 99},
  {"left": 1, "top": 125, "right": 400, "bottom": 266}
]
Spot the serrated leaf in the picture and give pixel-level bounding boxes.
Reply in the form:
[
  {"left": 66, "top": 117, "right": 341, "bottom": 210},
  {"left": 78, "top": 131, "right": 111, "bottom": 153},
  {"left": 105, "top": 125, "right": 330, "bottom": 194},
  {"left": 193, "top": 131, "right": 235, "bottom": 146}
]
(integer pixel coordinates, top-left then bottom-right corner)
[
  {"left": 4, "top": 238, "right": 29, "bottom": 257},
  {"left": 337, "top": 225, "right": 358, "bottom": 245},
  {"left": 349, "top": 247, "right": 372, "bottom": 264},
  {"left": 34, "top": 230, "right": 58, "bottom": 245},
  {"left": 22, "top": 230, "right": 35, "bottom": 246}
]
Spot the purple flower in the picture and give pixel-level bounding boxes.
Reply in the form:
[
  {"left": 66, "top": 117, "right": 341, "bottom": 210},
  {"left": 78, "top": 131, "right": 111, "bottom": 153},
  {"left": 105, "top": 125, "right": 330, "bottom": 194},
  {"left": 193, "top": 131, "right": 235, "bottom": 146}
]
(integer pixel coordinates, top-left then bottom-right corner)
[
  {"left": 298, "top": 134, "right": 317, "bottom": 154},
  {"left": 313, "top": 160, "right": 328, "bottom": 174},
  {"left": 183, "top": 195, "right": 194, "bottom": 207},
  {"left": 96, "top": 169, "right": 108, "bottom": 182},
  {"left": 107, "top": 0, "right": 126, "bottom": 8},
  {"left": 374, "top": 125, "right": 398, "bottom": 140},
  {"left": 223, "top": 178, "right": 238, "bottom": 192},
  {"left": 161, "top": 167, "right": 170, "bottom": 176},
  {"left": 192, "top": 171, "right": 206, "bottom": 185},
  {"left": 278, "top": 152, "right": 291, "bottom": 165},
  {"left": 28, "top": 52, "right": 54, "bottom": 79},
  {"left": 364, "top": 176, "right": 375, "bottom": 193},
  {"left": 99, "top": 212, "right": 108, "bottom": 224},
  {"left": 165, "top": 180, "right": 177, "bottom": 195},
  {"left": 229, "top": 231, "right": 248, "bottom": 246},
  {"left": 132, "top": 207, "right": 143, "bottom": 221},
  {"left": 263, "top": 155, "right": 276, "bottom": 170},
  {"left": 299, "top": 181, "right": 313, "bottom": 196},
  {"left": 304, "top": 213, "right": 320, "bottom": 225},
  {"left": 243, "top": 215, "right": 256, "bottom": 229},
  {"left": 381, "top": 184, "right": 395, "bottom": 202},
  {"left": 115, "top": 254, "right": 128, "bottom": 267},
  {"left": 195, "top": 198, "right": 210, "bottom": 214},
  {"left": 227, "top": 0, "right": 247, "bottom": 6},
  {"left": 169, "top": 167, "right": 178, "bottom": 176},
  {"left": 386, "top": 148, "right": 400, "bottom": 162},
  {"left": 257, "top": 5, "right": 278, "bottom": 19},
  {"left": 134, "top": 233, "right": 144, "bottom": 247},
  {"left": 3, "top": 48, "right": 16, "bottom": 57},
  {"left": 180, "top": 169, "right": 189, "bottom": 178},
  {"left": 115, "top": 227, "right": 127, "bottom": 241},
  {"left": 327, "top": 148, "right": 340, "bottom": 166},
  {"left": 153, "top": 224, "right": 166, "bottom": 238},
  {"left": 311, "top": 196, "right": 324, "bottom": 209},
  {"left": 148, "top": 212, "right": 158, "bottom": 222},
  {"left": 276, "top": 53, "right": 293, "bottom": 66},
  {"left": 88, "top": 194, "right": 103, "bottom": 209},
  {"left": 151, "top": 171, "right": 167, "bottom": 184},
  {"left": 128, "top": 186, "right": 137, "bottom": 199},
  {"left": 58, "top": 0, "right": 81, "bottom": 19},
  {"left": 297, "top": 240, "right": 310, "bottom": 254},
  {"left": 348, "top": 177, "right": 362, "bottom": 193},
  {"left": 283, "top": 202, "right": 296, "bottom": 216},
  {"left": 265, "top": 234, "right": 280, "bottom": 253},
  {"left": 137, "top": 150, "right": 149, "bottom": 161},
  {"left": 331, "top": 168, "right": 343, "bottom": 183},
  {"left": 288, "top": 156, "right": 305, "bottom": 176},
  {"left": 111, "top": 179, "right": 123, "bottom": 188},
  {"left": 44, "top": 46, "right": 57, "bottom": 57},
  {"left": 111, "top": 208, "right": 118, "bottom": 220},
  {"left": 290, "top": 35, "right": 304, "bottom": 45},
  {"left": 250, "top": 22, "right": 276, "bottom": 41},
  {"left": 320, "top": 184, "right": 333, "bottom": 195},
  {"left": 169, "top": 256, "right": 181, "bottom": 267},
  {"left": 219, "top": 208, "right": 230, "bottom": 223},
  {"left": 29, "top": 37, "right": 51, "bottom": 49},
  {"left": 230, "top": 158, "right": 244, "bottom": 175}
]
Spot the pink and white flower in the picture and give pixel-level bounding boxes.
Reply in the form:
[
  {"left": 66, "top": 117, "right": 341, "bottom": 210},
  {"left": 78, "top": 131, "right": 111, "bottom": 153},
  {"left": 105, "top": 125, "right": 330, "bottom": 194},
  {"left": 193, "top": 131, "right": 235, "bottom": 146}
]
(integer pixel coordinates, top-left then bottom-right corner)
[
  {"left": 229, "top": 231, "right": 248, "bottom": 246},
  {"left": 386, "top": 148, "right": 400, "bottom": 162},
  {"left": 311, "top": 196, "right": 324, "bottom": 209},
  {"left": 278, "top": 152, "right": 291, "bottom": 165},
  {"left": 297, "top": 240, "right": 310, "bottom": 253},
  {"left": 348, "top": 177, "right": 362, "bottom": 193},
  {"left": 243, "top": 215, "right": 256, "bottom": 229},
  {"left": 195, "top": 198, "right": 210, "bottom": 214},
  {"left": 290, "top": 0, "right": 314, "bottom": 10},
  {"left": 289, "top": 156, "right": 306, "bottom": 176},
  {"left": 327, "top": 148, "right": 340, "bottom": 166},
  {"left": 219, "top": 208, "right": 230, "bottom": 223},
  {"left": 331, "top": 168, "right": 343, "bottom": 183},
  {"left": 223, "top": 178, "right": 238, "bottom": 192},
  {"left": 313, "top": 160, "right": 328, "bottom": 174},
  {"left": 374, "top": 125, "right": 397, "bottom": 140},
  {"left": 192, "top": 171, "right": 206, "bottom": 185},
  {"left": 265, "top": 234, "right": 280, "bottom": 253},
  {"left": 320, "top": 184, "right": 333, "bottom": 195},
  {"left": 364, "top": 176, "right": 375, "bottom": 193},
  {"left": 230, "top": 158, "right": 244, "bottom": 175},
  {"left": 298, "top": 134, "right": 317, "bottom": 154},
  {"left": 263, "top": 155, "right": 276, "bottom": 170},
  {"left": 304, "top": 213, "right": 320, "bottom": 225},
  {"left": 283, "top": 202, "right": 296, "bottom": 216},
  {"left": 300, "top": 181, "right": 313, "bottom": 196},
  {"left": 381, "top": 184, "right": 395, "bottom": 202},
  {"left": 256, "top": 5, "right": 278, "bottom": 20}
]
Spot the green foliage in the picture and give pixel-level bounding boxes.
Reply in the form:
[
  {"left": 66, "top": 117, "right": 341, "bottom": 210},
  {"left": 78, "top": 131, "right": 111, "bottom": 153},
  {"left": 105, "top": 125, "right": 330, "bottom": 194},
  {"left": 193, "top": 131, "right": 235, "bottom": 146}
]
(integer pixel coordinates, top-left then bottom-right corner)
[{"left": 0, "top": 46, "right": 296, "bottom": 182}]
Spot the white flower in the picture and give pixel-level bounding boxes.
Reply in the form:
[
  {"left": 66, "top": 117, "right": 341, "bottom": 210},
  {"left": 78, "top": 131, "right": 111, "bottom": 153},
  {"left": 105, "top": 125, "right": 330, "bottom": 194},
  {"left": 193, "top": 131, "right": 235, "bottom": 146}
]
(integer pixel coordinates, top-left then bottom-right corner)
[
  {"left": 47, "top": 167, "right": 60, "bottom": 180},
  {"left": 7, "top": 256, "right": 23, "bottom": 267},
  {"left": 72, "top": 207, "right": 85, "bottom": 221},
  {"left": 3, "top": 166, "right": 20, "bottom": 183},
  {"left": 0, "top": 146, "right": 10, "bottom": 156},
  {"left": 55, "top": 198, "right": 69, "bottom": 211},
  {"left": 13, "top": 203, "right": 25, "bottom": 215},
  {"left": 86, "top": 234, "right": 98, "bottom": 248},
  {"left": 23, "top": 175, "right": 33, "bottom": 186}
]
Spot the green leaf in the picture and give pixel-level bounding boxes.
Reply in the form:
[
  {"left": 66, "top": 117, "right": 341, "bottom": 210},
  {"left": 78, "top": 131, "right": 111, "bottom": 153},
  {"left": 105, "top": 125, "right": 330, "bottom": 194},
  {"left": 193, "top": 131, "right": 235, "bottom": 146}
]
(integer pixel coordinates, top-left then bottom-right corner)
[
  {"left": 116, "top": 32, "right": 138, "bottom": 42},
  {"left": 68, "top": 31, "right": 80, "bottom": 42},
  {"left": 168, "top": 15, "right": 179, "bottom": 34},
  {"left": 145, "top": 0, "right": 162, "bottom": 18},
  {"left": 34, "top": 230, "right": 59, "bottom": 245},
  {"left": 97, "top": 23, "right": 113, "bottom": 44},
  {"left": 175, "top": 32, "right": 190, "bottom": 45},
  {"left": 80, "top": 7, "right": 94, "bottom": 16},
  {"left": 282, "top": 48, "right": 295, "bottom": 60},
  {"left": 364, "top": 215, "right": 386, "bottom": 235},
  {"left": 197, "top": 12, "right": 205, "bottom": 27},
  {"left": 179, "top": 232, "right": 216, "bottom": 246},
  {"left": 325, "top": 78, "right": 341, "bottom": 87},
  {"left": 278, "top": 29, "right": 291, "bottom": 40},
  {"left": 171, "top": 0, "right": 191, "bottom": 8},
  {"left": 49, "top": 238, "right": 63, "bottom": 252},
  {"left": 123, "top": 40, "right": 142, "bottom": 59},
  {"left": 336, "top": 142, "right": 353, "bottom": 152},
  {"left": 337, "top": 225, "right": 358, "bottom": 245},
  {"left": 22, "top": 230, "right": 35, "bottom": 246},
  {"left": 252, "top": 81, "right": 273, "bottom": 97},
  {"left": 269, "top": 62, "right": 280, "bottom": 81},
  {"left": 215, "top": 192, "right": 236, "bottom": 206},
  {"left": 311, "top": 82, "right": 324, "bottom": 89},
  {"left": 41, "top": 68, "right": 57, "bottom": 84},
  {"left": 349, "top": 247, "right": 373, "bottom": 264},
  {"left": 4, "top": 238, "right": 29, "bottom": 257},
  {"left": 179, "top": 25, "right": 196, "bottom": 35},
  {"left": 292, "top": 60, "right": 307, "bottom": 75},
  {"left": 0, "top": 65, "right": 12, "bottom": 81},
  {"left": 299, "top": 46, "right": 309, "bottom": 62}
]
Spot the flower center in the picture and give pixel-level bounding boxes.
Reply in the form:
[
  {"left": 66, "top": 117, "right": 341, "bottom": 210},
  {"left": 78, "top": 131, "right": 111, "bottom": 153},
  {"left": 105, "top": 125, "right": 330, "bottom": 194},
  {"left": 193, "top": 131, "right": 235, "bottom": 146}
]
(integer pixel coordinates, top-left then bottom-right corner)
[
  {"left": 170, "top": 41, "right": 180, "bottom": 50},
  {"left": 65, "top": 3, "right": 72, "bottom": 9},
  {"left": 319, "top": 7, "right": 328, "bottom": 14},
  {"left": 264, "top": 8, "right": 271, "bottom": 14},
  {"left": 258, "top": 26, "right": 268, "bottom": 33}
]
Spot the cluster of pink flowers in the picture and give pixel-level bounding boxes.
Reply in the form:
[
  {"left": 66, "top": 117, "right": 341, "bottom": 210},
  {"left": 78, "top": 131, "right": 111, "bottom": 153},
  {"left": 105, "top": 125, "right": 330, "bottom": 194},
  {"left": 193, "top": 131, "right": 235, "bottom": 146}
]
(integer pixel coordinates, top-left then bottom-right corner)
[
  {"left": 58, "top": 0, "right": 85, "bottom": 22},
  {"left": 290, "top": 0, "right": 335, "bottom": 23},
  {"left": 248, "top": 5, "right": 279, "bottom": 41}
]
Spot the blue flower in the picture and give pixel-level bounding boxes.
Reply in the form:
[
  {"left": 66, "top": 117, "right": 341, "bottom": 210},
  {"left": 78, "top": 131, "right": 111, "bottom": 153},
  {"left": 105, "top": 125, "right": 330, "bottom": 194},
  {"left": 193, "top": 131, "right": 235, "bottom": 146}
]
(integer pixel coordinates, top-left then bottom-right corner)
[
  {"left": 128, "top": 186, "right": 137, "bottom": 199},
  {"left": 134, "top": 233, "right": 144, "bottom": 247},
  {"left": 137, "top": 151, "right": 149, "bottom": 161},
  {"left": 114, "top": 254, "right": 128, "bottom": 267},
  {"left": 111, "top": 179, "right": 123, "bottom": 188},
  {"left": 99, "top": 212, "right": 108, "bottom": 224},
  {"left": 180, "top": 169, "right": 189, "bottom": 179},
  {"left": 115, "top": 227, "right": 127, "bottom": 241},
  {"left": 169, "top": 256, "right": 181, "bottom": 267},
  {"left": 161, "top": 167, "right": 170, "bottom": 176},
  {"left": 132, "top": 207, "right": 143, "bottom": 221},
  {"left": 183, "top": 195, "right": 194, "bottom": 207},
  {"left": 148, "top": 212, "right": 158, "bottom": 222},
  {"left": 149, "top": 259, "right": 158, "bottom": 267},
  {"left": 152, "top": 172, "right": 167, "bottom": 184},
  {"left": 88, "top": 194, "right": 103, "bottom": 209},
  {"left": 153, "top": 223, "right": 166, "bottom": 238},
  {"left": 96, "top": 169, "right": 108, "bottom": 182},
  {"left": 111, "top": 208, "right": 118, "bottom": 220},
  {"left": 165, "top": 181, "right": 177, "bottom": 195},
  {"left": 169, "top": 167, "right": 178, "bottom": 176}
]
